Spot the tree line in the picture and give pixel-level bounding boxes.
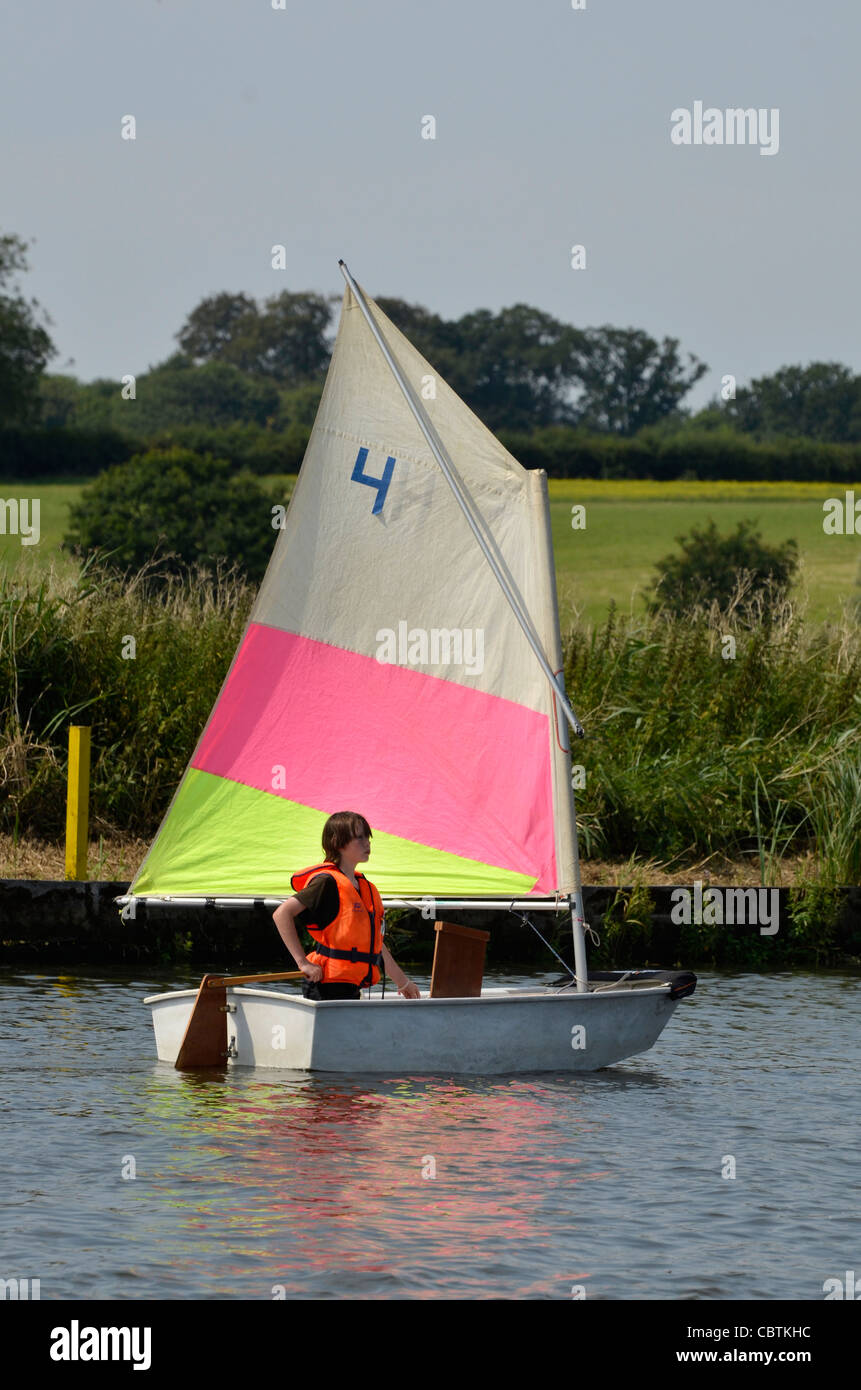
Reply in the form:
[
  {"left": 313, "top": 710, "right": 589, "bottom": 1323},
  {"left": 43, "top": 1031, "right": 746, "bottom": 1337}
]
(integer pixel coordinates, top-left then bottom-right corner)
[{"left": 4, "top": 227, "right": 861, "bottom": 463}]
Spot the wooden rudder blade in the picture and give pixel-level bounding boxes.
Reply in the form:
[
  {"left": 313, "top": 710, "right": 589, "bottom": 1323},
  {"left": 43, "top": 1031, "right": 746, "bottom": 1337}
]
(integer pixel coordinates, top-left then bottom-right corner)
[{"left": 175, "top": 974, "right": 228, "bottom": 1069}]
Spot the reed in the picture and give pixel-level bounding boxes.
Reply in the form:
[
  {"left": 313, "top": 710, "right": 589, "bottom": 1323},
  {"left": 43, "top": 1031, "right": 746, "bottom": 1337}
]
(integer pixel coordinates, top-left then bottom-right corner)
[
  {"left": 0, "top": 556, "right": 254, "bottom": 838},
  {"left": 564, "top": 587, "right": 861, "bottom": 883},
  {"left": 595, "top": 854, "right": 659, "bottom": 965}
]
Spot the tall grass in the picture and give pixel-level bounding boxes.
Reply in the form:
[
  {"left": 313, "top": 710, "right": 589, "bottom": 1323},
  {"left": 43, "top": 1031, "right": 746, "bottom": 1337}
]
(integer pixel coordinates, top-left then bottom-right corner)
[
  {"left": 565, "top": 590, "right": 861, "bottom": 882},
  {"left": 0, "top": 556, "right": 253, "bottom": 836}
]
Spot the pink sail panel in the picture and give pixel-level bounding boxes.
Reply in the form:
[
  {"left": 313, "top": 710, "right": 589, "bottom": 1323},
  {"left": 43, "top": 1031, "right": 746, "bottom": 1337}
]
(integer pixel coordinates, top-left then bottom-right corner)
[{"left": 193, "top": 623, "right": 557, "bottom": 889}]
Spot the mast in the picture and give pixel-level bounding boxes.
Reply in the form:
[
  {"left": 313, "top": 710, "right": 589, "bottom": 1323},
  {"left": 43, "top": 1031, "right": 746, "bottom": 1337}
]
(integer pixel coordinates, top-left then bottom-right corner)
[{"left": 526, "top": 469, "right": 588, "bottom": 990}]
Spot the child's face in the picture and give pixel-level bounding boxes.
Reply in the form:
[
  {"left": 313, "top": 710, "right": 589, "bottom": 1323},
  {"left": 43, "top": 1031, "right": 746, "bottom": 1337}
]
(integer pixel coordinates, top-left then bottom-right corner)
[{"left": 348, "top": 832, "right": 371, "bottom": 862}]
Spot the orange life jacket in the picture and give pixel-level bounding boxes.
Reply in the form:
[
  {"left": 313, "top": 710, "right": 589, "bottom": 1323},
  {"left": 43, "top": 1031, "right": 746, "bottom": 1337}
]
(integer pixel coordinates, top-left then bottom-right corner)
[{"left": 290, "top": 861, "right": 384, "bottom": 986}]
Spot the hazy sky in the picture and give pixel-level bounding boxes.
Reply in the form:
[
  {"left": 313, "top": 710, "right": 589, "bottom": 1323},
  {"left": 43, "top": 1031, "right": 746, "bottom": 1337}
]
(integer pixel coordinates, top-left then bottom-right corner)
[{"left": 3, "top": 0, "right": 859, "bottom": 409}]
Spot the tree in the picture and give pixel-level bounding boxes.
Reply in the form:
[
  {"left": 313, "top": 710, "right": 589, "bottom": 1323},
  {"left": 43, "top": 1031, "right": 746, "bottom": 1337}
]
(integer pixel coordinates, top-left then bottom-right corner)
[
  {"left": 455, "top": 305, "right": 584, "bottom": 430},
  {"left": 64, "top": 447, "right": 279, "bottom": 582},
  {"left": 38, "top": 373, "right": 85, "bottom": 428},
  {"left": 245, "top": 290, "right": 334, "bottom": 381},
  {"left": 70, "top": 378, "right": 129, "bottom": 433},
  {"left": 46, "top": 359, "right": 283, "bottom": 435},
  {"left": 123, "top": 360, "right": 280, "bottom": 432},
  {"left": 175, "top": 292, "right": 258, "bottom": 363},
  {"left": 270, "top": 380, "right": 324, "bottom": 431},
  {"left": 173, "top": 286, "right": 708, "bottom": 434},
  {"left": 0, "top": 232, "right": 56, "bottom": 424},
  {"left": 648, "top": 519, "right": 799, "bottom": 617},
  {"left": 722, "top": 362, "right": 861, "bottom": 443},
  {"left": 570, "top": 327, "right": 707, "bottom": 435},
  {"left": 175, "top": 289, "right": 334, "bottom": 384}
]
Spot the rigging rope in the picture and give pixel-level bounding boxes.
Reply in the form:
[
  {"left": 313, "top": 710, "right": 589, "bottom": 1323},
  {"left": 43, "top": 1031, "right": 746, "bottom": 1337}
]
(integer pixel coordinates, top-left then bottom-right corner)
[
  {"left": 511, "top": 906, "right": 602, "bottom": 993},
  {"left": 511, "top": 909, "right": 584, "bottom": 989}
]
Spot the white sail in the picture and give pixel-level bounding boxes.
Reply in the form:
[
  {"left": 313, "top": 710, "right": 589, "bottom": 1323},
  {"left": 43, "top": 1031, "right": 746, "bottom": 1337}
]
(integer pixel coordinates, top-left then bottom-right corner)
[{"left": 130, "top": 277, "right": 579, "bottom": 900}]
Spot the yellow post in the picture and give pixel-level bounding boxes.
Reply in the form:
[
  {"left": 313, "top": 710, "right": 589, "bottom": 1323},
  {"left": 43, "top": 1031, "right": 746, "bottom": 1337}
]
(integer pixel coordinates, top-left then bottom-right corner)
[{"left": 64, "top": 725, "right": 91, "bottom": 880}]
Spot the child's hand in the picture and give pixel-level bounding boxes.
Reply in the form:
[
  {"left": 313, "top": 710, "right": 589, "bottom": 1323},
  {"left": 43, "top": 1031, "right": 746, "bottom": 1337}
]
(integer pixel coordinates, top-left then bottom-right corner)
[
  {"left": 300, "top": 961, "right": 323, "bottom": 982},
  {"left": 398, "top": 980, "right": 421, "bottom": 998}
]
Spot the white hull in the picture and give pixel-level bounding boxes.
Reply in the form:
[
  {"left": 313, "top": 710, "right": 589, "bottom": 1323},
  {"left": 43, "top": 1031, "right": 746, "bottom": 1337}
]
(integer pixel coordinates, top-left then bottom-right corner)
[{"left": 143, "top": 981, "right": 687, "bottom": 1074}]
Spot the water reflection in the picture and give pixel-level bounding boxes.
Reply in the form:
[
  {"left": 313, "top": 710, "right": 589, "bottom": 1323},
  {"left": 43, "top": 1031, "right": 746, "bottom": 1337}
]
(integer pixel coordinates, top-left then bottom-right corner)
[{"left": 118, "top": 1066, "right": 612, "bottom": 1293}]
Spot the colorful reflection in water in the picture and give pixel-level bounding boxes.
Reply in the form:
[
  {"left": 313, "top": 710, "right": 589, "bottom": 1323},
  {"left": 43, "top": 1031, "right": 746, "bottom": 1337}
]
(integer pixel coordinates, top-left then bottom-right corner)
[{"left": 124, "top": 1066, "right": 608, "bottom": 1296}]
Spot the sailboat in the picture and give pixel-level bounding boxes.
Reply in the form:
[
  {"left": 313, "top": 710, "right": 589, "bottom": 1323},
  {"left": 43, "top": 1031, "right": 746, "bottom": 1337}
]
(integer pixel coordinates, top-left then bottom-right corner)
[{"left": 125, "top": 261, "right": 696, "bottom": 1073}]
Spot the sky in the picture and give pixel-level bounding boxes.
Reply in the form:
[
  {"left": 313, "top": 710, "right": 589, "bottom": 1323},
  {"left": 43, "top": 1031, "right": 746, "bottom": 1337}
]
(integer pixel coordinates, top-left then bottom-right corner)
[{"left": 3, "top": 0, "right": 860, "bottom": 410}]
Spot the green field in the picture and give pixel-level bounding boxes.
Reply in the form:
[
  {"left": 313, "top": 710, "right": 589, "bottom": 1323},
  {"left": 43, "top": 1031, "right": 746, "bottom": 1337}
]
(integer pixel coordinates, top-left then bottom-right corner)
[
  {"left": 2, "top": 476, "right": 859, "bottom": 625},
  {"left": 550, "top": 480, "right": 860, "bottom": 625}
]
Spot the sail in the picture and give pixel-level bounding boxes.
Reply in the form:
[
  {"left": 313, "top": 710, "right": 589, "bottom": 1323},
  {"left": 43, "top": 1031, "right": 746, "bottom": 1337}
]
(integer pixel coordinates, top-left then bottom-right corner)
[{"left": 129, "top": 279, "right": 578, "bottom": 900}]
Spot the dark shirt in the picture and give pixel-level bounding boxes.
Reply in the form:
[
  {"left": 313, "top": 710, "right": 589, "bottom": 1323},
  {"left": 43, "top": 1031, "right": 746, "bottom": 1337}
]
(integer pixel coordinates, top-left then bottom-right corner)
[{"left": 293, "top": 873, "right": 339, "bottom": 930}]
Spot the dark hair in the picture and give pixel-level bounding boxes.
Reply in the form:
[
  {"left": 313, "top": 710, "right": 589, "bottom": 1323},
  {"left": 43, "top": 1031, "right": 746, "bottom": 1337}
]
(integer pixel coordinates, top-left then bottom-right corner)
[{"left": 322, "top": 811, "right": 372, "bottom": 866}]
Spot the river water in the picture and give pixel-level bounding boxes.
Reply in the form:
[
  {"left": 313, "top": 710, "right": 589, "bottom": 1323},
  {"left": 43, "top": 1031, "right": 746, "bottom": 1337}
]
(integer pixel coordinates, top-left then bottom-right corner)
[{"left": 1, "top": 966, "right": 858, "bottom": 1300}]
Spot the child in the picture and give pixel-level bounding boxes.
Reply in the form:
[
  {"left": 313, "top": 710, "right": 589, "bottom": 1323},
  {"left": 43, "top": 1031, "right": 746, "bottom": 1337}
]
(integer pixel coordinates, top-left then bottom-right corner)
[{"left": 273, "top": 811, "right": 421, "bottom": 1000}]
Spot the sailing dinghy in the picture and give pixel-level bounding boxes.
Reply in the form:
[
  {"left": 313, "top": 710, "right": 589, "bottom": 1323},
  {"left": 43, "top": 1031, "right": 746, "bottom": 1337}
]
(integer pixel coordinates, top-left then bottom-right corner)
[{"left": 125, "top": 261, "right": 696, "bottom": 1073}]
